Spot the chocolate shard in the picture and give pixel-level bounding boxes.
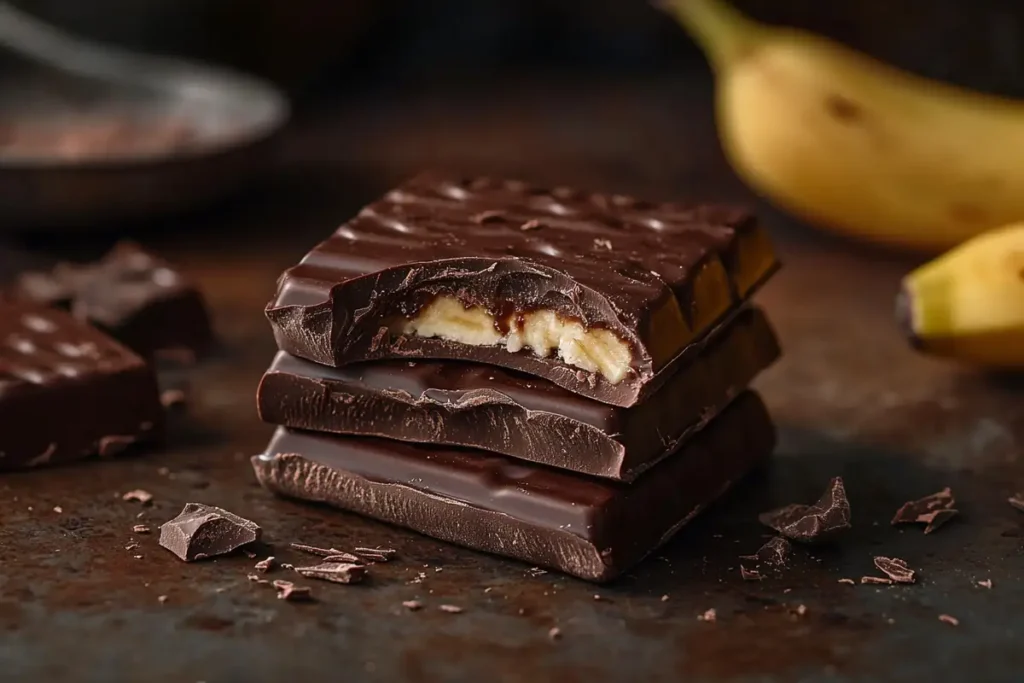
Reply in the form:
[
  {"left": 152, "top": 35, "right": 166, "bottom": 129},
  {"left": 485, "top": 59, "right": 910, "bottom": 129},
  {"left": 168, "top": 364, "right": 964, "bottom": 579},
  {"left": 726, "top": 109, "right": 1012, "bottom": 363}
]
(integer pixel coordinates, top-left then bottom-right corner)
[
  {"left": 273, "top": 580, "right": 313, "bottom": 602},
  {"left": 922, "top": 509, "right": 958, "bottom": 534},
  {"left": 861, "top": 576, "right": 893, "bottom": 585},
  {"left": 740, "top": 566, "right": 763, "bottom": 581},
  {"left": 758, "top": 478, "right": 851, "bottom": 544},
  {"left": 294, "top": 561, "right": 367, "bottom": 585},
  {"left": 158, "top": 503, "right": 261, "bottom": 562},
  {"left": 873, "top": 556, "right": 916, "bottom": 584},
  {"left": 352, "top": 547, "right": 396, "bottom": 562},
  {"left": 257, "top": 307, "right": 780, "bottom": 481},
  {"left": 0, "top": 301, "right": 163, "bottom": 471},
  {"left": 9, "top": 242, "right": 213, "bottom": 359},
  {"left": 892, "top": 488, "right": 956, "bottom": 530},
  {"left": 265, "top": 173, "right": 779, "bottom": 408},
  {"left": 252, "top": 391, "right": 776, "bottom": 583}
]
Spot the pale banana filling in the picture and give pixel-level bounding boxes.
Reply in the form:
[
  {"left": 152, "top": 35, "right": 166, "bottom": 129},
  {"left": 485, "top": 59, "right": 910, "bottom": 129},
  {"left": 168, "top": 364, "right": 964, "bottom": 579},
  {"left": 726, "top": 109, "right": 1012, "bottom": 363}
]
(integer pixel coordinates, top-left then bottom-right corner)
[{"left": 395, "top": 296, "right": 633, "bottom": 384}]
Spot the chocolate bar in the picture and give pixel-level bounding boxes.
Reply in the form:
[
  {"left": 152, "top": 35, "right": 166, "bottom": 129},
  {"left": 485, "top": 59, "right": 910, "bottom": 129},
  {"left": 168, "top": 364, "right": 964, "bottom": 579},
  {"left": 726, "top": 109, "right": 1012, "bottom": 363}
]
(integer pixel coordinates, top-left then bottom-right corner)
[
  {"left": 258, "top": 306, "right": 779, "bottom": 480},
  {"left": 10, "top": 242, "right": 213, "bottom": 360},
  {"left": 0, "top": 301, "right": 163, "bottom": 470},
  {"left": 266, "top": 174, "right": 778, "bottom": 407},
  {"left": 252, "top": 391, "right": 775, "bottom": 582}
]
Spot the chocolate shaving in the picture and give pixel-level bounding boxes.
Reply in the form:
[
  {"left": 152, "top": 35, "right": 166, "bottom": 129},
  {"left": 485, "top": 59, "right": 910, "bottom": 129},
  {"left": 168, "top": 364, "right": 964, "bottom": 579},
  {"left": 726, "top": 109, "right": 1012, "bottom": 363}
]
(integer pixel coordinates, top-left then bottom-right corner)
[
  {"left": 938, "top": 614, "right": 959, "bottom": 626},
  {"left": 294, "top": 561, "right": 367, "bottom": 585},
  {"left": 891, "top": 488, "right": 956, "bottom": 531},
  {"left": 158, "top": 503, "right": 261, "bottom": 562},
  {"left": 1008, "top": 493, "right": 1024, "bottom": 513},
  {"left": 122, "top": 489, "right": 153, "bottom": 504},
  {"left": 759, "top": 478, "right": 851, "bottom": 543},
  {"left": 838, "top": 578, "right": 856, "bottom": 585},
  {"left": 873, "top": 556, "right": 916, "bottom": 584},
  {"left": 861, "top": 576, "right": 893, "bottom": 585},
  {"left": 273, "top": 580, "right": 313, "bottom": 602},
  {"left": 254, "top": 556, "right": 276, "bottom": 573}
]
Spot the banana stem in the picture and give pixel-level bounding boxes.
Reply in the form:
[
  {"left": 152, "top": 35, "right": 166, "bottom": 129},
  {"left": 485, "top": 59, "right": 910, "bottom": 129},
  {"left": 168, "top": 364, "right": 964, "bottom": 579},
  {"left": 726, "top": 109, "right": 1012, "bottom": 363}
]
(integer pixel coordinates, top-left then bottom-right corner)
[{"left": 657, "top": 0, "right": 763, "bottom": 70}]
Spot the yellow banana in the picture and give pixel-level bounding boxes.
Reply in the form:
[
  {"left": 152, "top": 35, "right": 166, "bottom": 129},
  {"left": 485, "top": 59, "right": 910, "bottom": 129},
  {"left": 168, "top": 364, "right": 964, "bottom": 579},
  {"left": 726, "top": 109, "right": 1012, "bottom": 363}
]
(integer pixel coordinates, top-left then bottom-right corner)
[
  {"left": 659, "top": 0, "right": 1024, "bottom": 253},
  {"left": 898, "top": 223, "right": 1024, "bottom": 368}
]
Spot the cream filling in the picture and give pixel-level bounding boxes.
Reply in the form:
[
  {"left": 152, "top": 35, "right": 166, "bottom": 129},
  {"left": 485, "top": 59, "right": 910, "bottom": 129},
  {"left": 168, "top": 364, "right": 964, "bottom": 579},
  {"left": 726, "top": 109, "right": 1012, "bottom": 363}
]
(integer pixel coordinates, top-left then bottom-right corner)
[{"left": 395, "top": 296, "right": 632, "bottom": 384}]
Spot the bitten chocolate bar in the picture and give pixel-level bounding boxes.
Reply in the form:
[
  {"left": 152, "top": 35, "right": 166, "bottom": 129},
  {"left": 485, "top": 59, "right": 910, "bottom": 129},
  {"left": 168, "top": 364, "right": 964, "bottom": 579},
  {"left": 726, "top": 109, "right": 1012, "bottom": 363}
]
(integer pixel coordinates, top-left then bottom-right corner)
[
  {"left": 252, "top": 391, "right": 775, "bottom": 583},
  {"left": 265, "top": 174, "right": 778, "bottom": 407},
  {"left": 258, "top": 306, "right": 779, "bottom": 481},
  {"left": 0, "top": 301, "right": 163, "bottom": 470}
]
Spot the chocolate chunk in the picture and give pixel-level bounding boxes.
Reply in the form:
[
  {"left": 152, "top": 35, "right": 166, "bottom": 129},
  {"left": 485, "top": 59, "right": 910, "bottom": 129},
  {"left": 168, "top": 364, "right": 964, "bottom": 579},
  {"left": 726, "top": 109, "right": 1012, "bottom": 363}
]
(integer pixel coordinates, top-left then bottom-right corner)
[
  {"left": 759, "top": 478, "right": 851, "bottom": 544},
  {"left": 265, "top": 173, "right": 779, "bottom": 408},
  {"left": 10, "top": 242, "right": 213, "bottom": 359},
  {"left": 861, "top": 576, "right": 893, "bottom": 585},
  {"left": 892, "top": 488, "right": 958, "bottom": 533},
  {"left": 873, "top": 556, "right": 916, "bottom": 584},
  {"left": 0, "top": 301, "right": 162, "bottom": 470},
  {"left": 273, "top": 580, "right": 313, "bottom": 602},
  {"left": 254, "top": 556, "right": 276, "bottom": 573},
  {"left": 158, "top": 503, "right": 261, "bottom": 562},
  {"left": 251, "top": 391, "right": 775, "bottom": 583},
  {"left": 740, "top": 536, "right": 793, "bottom": 568},
  {"left": 1008, "top": 493, "right": 1024, "bottom": 513},
  {"left": 294, "top": 561, "right": 367, "bottom": 585},
  {"left": 258, "top": 307, "right": 779, "bottom": 480}
]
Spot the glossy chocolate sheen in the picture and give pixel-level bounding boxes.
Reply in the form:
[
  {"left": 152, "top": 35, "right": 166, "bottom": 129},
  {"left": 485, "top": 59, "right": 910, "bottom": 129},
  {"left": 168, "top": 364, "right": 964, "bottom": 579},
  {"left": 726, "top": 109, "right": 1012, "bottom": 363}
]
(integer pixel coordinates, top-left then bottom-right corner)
[
  {"left": 258, "top": 306, "right": 779, "bottom": 481},
  {"left": 252, "top": 391, "right": 774, "bottom": 583},
  {"left": 265, "top": 173, "right": 778, "bottom": 407},
  {"left": 10, "top": 242, "right": 213, "bottom": 360},
  {"left": 0, "top": 301, "right": 163, "bottom": 470}
]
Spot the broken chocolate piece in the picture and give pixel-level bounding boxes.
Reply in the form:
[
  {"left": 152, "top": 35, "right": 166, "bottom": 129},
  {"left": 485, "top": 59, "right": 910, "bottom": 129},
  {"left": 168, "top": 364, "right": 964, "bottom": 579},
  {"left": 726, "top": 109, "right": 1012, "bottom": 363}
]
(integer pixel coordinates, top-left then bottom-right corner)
[
  {"left": 892, "top": 488, "right": 958, "bottom": 533},
  {"left": 353, "top": 547, "right": 396, "bottom": 562},
  {"left": 873, "top": 556, "right": 916, "bottom": 584},
  {"left": 273, "top": 580, "right": 313, "bottom": 602},
  {"left": 740, "top": 536, "right": 792, "bottom": 567},
  {"left": 158, "top": 503, "right": 261, "bottom": 562},
  {"left": 759, "top": 478, "right": 851, "bottom": 544},
  {"left": 123, "top": 490, "right": 154, "bottom": 504},
  {"left": 0, "top": 301, "right": 163, "bottom": 470},
  {"left": 439, "top": 604, "right": 463, "bottom": 614},
  {"left": 838, "top": 578, "right": 856, "bottom": 585},
  {"left": 740, "top": 566, "right": 763, "bottom": 581},
  {"left": 938, "top": 614, "right": 959, "bottom": 626},
  {"left": 294, "top": 561, "right": 367, "bottom": 585},
  {"left": 265, "top": 173, "right": 778, "bottom": 408},
  {"left": 861, "top": 576, "right": 893, "bottom": 585},
  {"left": 160, "top": 389, "right": 187, "bottom": 410},
  {"left": 923, "top": 509, "right": 958, "bottom": 534},
  {"left": 132, "top": 524, "right": 151, "bottom": 534},
  {"left": 698, "top": 609, "right": 717, "bottom": 622},
  {"left": 254, "top": 556, "right": 276, "bottom": 573},
  {"left": 402, "top": 600, "right": 423, "bottom": 611}
]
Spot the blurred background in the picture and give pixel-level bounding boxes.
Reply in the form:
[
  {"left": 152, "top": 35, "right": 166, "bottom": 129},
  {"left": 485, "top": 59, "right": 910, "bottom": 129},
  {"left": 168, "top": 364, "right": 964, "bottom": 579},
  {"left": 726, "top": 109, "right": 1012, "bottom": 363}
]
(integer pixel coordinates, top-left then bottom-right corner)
[{"left": 4, "top": 0, "right": 1024, "bottom": 239}]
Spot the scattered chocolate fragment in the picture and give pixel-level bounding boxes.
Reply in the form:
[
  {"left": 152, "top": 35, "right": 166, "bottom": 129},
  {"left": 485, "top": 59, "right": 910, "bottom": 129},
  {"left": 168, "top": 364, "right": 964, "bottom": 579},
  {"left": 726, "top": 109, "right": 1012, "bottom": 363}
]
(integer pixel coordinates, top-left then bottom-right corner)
[
  {"left": 978, "top": 579, "right": 993, "bottom": 589},
  {"left": 838, "top": 578, "right": 856, "bottom": 586},
  {"left": 402, "top": 600, "right": 422, "bottom": 611},
  {"left": 739, "top": 536, "right": 793, "bottom": 578},
  {"left": 759, "top": 478, "right": 851, "bottom": 544},
  {"left": 892, "top": 488, "right": 957, "bottom": 532},
  {"left": 294, "top": 562, "right": 367, "bottom": 585},
  {"left": 291, "top": 543, "right": 343, "bottom": 558},
  {"left": 661, "top": 595, "right": 670, "bottom": 602},
  {"left": 122, "top": 490, "right": 153, "bottom": 505},
  {"left": 792, "top": 605, "right": 808, "bottom": 617},
  {"left": 273, "top": 580, "right": 313, "bottom": 602},
  {"left": 247, "top": 574, "right": 269, "bottom": 585},
  {"left": 352, "top": 547, "right": 396, "bottom": 562},
  {"left": 740, "top": 566, "right": 763, "bottom": 581},
  {"left": 160, "top": 389, "right": 187, "bottom": 410},
  {"left": 548, "top": 627, "right": 562, "bottom": 641},
  {"left": 938, "top": 614, "right": 959, "bottom": 626},
  {"left": 132, "top": 524, "right": 151, "bottom": 534},
  {"left": 53, "top": 506, "right": 63, "bottom": 514},
  {"left": 323, "top": 552, "right": 363, "bottom": 563},
  {"left": 1008, "top": 494, "right": 1024, "bottom": 513},
  {"left": 698, "top": 608, "right": 717, "bottom": 622},
  {"left": 861, "top": 576, "right": 893, "bottom": 585},
  {"left": 125, "top": 542, "right": 139, "bottom": 551},
  {"left": 158, "top": 503, "right": 261, "bottom": 562},
  {"left": 281, "top": 563, "right": 294, "bottom": 570},
  {"left": 157, "top": 595, "right": 168, "bottom": 604},
  {"left": 873, "top": 556, "right": 916, "bottom": 584},
  {"left": 439, "top": 604, "right": 463, "bottom": 614},
  {"left": 254, "top": 556, "right": 276, "bottom": 573}
]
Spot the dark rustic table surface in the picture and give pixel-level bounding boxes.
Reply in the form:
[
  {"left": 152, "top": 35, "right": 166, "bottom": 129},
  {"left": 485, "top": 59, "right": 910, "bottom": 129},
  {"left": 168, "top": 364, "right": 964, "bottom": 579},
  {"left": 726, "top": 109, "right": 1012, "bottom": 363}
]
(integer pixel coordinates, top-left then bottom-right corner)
[{"left": 2, "top": 72, "right": 1022, "bottom": 683}]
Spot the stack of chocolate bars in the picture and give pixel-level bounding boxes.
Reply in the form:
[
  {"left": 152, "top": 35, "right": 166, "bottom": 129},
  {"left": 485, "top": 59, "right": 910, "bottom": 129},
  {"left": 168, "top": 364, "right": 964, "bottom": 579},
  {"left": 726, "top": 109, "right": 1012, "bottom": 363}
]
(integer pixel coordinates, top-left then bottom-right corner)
[{"left": 253, "top": 174, "right": 782, "bottom": 582}]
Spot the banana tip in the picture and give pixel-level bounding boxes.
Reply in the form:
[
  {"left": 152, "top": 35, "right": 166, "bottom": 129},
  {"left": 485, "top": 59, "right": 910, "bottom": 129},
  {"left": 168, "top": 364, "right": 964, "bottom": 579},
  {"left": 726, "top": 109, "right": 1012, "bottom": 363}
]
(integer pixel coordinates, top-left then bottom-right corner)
[{"left": 894, "top": 286, "right": 924, "bottom": 350}]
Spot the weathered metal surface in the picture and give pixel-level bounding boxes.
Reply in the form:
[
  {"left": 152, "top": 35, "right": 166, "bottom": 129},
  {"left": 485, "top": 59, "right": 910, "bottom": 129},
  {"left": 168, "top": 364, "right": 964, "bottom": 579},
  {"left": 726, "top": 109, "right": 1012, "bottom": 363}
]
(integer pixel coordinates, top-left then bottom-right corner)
[{"left": 1, "top": 74, "right": 1022, "bottom": 683}]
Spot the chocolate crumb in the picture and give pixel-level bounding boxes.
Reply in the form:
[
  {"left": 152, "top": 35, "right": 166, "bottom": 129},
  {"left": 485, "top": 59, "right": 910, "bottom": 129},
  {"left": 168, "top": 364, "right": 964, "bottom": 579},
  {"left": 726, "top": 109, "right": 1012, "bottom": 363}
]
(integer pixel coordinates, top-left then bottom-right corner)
[
  {"left": 759, "top": 478, "right": 851, "bottom": 543},
  {"left": 861, "top": 576, "right": 894, "bottom": 585},
  {"left": 122, "top": 490, "right": 153, "bottom": 505},
  {"left": 132, "top": 524, "right": 151, "bottom": 534},
  {"left": 938, "top": 614, "right": 959, "bottom": 626},
  {"left": 254, "top": 556, "right": 276, "bottom": 573},
  {"left": 740, "top": 566, "right": 763, "bottom": 581},
  {"left": 1008, "top": 493, "right": 1024, "bottom": 513},
  {"left": 53, "top": 506, "right": 63, "bottom": 514},
  {"left": 402, "top": 600, "right": 422, "bottom": 611},
  {"left": 793, "top": 605, "right": 808, "bottom": 617},
  {"left": 439, "top": 604, "right": 463, "bottom": 614},
  {"left": 593, "top": 238, "right": 613, "bottom": 250},
  {"left": 923, "top": 509, "right": 959, "bottom": 534},
  {"left": 291, "top": 543, "right": 342, "bottom": 557},
  {"left": 295, "top": 562, "right": 367, "bottom": 585},
  {"left": 160, "top": 389, "right": 187, "bottom": 410},
  {"left": 519, "top": 219, "right": 544, "bottom": 231},
  {"left": 978, "top": 579, "right": 993, "bottom": 589},
  {"left": 99, "top": 435, "right": 136, "bottom": 458},
  {"left": 661, "top": 595, "right": 669, "bottom": 602},
  {"left": 698, "top": 608, "right": 717, "bottom": 622},
  {"left": 874, "top": 556, "right": 916, "bottom": 584},
  {"left": 838, "top": 578, "right": 856, "bottom": 585},
  {"left": 470, "top": 210, "right": 506, "bottom": 224},
  {"left": 273, "top": 580, "right": 313, "bottom": 602},
  {"left": 125, "top": 543, "right": 140, "bottom": 551},
  {"left": 157, "top": 595, "right": 168, "bottom": 604},
  {"left": 548, "top": 627, "right": 562, "bottom": 641},
  {"left": 243, "top": 549, "right": 258, "bottom": 559},
  {"left": 892, "top": 488, "right": 956, "bottom": 531},
  {"left": 158, "top": 503, "right": 261, "bottom": 562},
  {"left": 247, "top": 574, "right": 269, "bottom": 585}
]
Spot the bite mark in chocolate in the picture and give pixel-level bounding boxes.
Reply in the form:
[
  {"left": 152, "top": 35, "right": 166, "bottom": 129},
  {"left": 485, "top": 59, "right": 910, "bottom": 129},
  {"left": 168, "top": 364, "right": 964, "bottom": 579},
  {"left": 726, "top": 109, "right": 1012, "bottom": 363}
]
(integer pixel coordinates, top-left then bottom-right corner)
[
  {"left": 295, "top": 562, "right": 367, "bottom": 585},
  {"left": 873, "top": 556, "right": 916, "bottom": 584},
  {"left": 158, "top": 503, "right": 261, "bottom": 562},
  {"left": 759, "top": 478, "right": 851, "bottom": 544}
]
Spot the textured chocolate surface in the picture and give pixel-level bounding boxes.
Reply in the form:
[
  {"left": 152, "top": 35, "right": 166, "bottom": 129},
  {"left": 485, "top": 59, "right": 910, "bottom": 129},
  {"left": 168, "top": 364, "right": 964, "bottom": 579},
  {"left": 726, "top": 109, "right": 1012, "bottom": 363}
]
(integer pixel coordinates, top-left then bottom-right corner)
[
  {"left": 258, "top": 306, "right": 779, "bottom": 480},
  {"left": 11, "top": 242, "right": 213, "bottom": 359},
  {"left": 252, "top": 391, "right": 775, "bottom": 583},
  {"left": 0, "top": 300, "right": 163, "bottom": 470},
  {"left": 265, "top": 174, "right": 778, "bottom": 406}
]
